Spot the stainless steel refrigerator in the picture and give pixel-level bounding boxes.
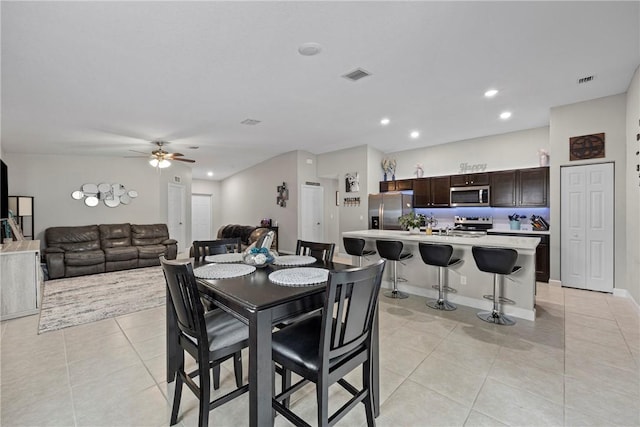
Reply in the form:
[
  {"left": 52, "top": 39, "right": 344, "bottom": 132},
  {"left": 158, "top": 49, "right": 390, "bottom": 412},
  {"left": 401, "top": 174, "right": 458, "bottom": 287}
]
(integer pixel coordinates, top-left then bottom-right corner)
[{"left": 368, "top": 192, "right": 413, "bottom": 230}]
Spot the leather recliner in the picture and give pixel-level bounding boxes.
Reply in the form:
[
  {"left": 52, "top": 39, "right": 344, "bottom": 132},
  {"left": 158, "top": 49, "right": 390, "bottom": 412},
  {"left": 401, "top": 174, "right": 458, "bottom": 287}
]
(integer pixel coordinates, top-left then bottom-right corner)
[{"left": 44, "top": 223, "right": 177, "bottom": 279}]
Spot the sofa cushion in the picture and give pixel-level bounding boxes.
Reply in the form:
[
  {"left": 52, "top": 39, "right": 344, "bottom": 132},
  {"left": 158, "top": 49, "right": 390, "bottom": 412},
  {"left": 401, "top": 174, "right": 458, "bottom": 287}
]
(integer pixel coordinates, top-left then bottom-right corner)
[
  {"left": 99, "top": 223, "right": 132, "bottom": 248},
  {"left": 104, "top": 246, "right": 138, "bottom": 262},
  {"left": 137, "top": 244, "right": 167, "bottom": 259},
  {"left": 131, "top": 224, "right": 170, "bottom": 246},
  {"left": 46, "top": 225, "right": 101, "bottom": 252},
  {"left": 65, "top": 249, "right": 105, "bottom": 266}
]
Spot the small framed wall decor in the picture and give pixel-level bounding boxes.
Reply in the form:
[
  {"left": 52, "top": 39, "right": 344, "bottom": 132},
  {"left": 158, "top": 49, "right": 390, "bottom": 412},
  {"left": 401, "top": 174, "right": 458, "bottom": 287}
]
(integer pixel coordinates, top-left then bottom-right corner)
[{"left": 569, "top": 133, "right": 605, "bottom": 161}]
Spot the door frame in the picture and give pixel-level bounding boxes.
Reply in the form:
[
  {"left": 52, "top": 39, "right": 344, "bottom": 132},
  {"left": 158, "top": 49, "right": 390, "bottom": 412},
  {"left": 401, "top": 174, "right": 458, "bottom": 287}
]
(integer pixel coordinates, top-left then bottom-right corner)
[{"left": 167, "top": 182, "right": 186, "bottom": 253}]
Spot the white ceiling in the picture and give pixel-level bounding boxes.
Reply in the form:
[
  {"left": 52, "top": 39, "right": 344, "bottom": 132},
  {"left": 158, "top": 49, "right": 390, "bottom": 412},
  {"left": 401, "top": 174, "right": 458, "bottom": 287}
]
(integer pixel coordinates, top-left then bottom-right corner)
[{"left": 2, "top": 1, "right": 639, "bottom": 180}]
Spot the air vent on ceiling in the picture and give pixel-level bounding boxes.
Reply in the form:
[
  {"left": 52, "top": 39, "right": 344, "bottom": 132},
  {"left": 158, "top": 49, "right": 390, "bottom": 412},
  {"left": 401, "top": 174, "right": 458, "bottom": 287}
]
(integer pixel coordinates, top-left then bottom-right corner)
[
  {"left": 577, "top": 75, "right": 596, "bottom": 84},
  {"left": 241, "top": 118, "right": 261, "bottom": 125},
  {"left": 342, "top": 68, "right": 372, "bottom": 82}
]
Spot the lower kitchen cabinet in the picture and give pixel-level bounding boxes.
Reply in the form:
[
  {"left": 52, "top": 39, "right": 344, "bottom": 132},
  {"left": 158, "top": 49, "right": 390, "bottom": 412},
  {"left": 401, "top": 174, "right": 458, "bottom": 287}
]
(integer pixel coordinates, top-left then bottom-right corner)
[{"left": 487, "top": 232, "right": 549, "bottom": 282}]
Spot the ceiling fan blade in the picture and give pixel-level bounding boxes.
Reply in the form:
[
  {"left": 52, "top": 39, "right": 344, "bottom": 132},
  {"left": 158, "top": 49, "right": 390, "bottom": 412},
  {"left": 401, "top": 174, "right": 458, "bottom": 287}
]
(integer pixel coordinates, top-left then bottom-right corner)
[
  {"left": 129, "top": 149, "right": 150, "bottom": 155},
  {"left": 124, "top": 155, "right": 149, "bottom": 158},
  {"left": 173, "top": 158, "right": 196, "bottom": 163},
  {"left": 170, "top": 153, "right": 185, "bottom": 157}
]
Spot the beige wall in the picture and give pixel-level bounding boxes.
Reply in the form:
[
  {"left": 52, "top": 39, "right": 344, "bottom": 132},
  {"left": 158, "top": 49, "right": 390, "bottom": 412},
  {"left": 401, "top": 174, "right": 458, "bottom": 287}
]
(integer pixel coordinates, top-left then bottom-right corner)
[
  {"left": 220, "top": 151, "right": 299, "bottom": 253},
  {"left": 387, "top": 127, "right": 550, "bottom": 179},
  {"left": 4, "top": 153, "right": 192, "bottom": 247},
  {"left": 549, "top": 94, "right": 628, "bottom": 293},
  {"left": 625, "top": 66, "right": 640, "bottom": 303}
]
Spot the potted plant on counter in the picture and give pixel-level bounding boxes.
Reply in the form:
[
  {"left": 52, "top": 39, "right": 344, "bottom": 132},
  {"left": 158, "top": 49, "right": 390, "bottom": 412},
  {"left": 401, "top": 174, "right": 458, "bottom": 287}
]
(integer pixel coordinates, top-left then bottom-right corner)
[{"left": 399, "top": 212, "right": 425, "bottom": 234}]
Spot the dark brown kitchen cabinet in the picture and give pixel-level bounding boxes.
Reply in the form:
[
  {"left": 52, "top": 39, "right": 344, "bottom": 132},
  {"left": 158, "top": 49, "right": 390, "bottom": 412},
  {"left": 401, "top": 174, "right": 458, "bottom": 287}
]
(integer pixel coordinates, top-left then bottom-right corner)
[
  {"left": 487, "top": 232, "right": 550, "bottom": 282},
  {"left": 490, "top": 167, "right": 548, "bottom": 207},
  {"left": 380, "top": 179, "right": 413, "bottom": 192},
  {"left": 450, "top": 173, "right": 489, "bottom": 187},
  {"left": 413, "top": 176, "right": 450, "bottom": 208}
]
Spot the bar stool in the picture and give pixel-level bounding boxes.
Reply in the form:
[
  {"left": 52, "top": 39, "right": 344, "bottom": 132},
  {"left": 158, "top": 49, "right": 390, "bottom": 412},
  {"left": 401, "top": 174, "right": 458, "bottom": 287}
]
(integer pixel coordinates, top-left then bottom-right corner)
[
  {"left": 343, "top": 237, "right": 376, "bottom": 267},
  {"left": 472, "top": 246, "right": 521, "bottom": 325},
  {"left": 418, "top": 243, "right": 462, "bottom": 311},
  {"left": 376, "top": 240, "right": 413, "bottom": 299}
]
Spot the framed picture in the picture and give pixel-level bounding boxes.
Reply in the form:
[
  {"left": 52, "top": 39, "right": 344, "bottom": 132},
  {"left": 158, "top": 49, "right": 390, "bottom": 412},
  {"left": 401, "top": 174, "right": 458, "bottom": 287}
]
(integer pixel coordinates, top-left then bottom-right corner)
[
  {"left": 569, "top": 133, "right": 605, "bottom": 161},
  {"left": 345, "top": 172, "right": 359, "bottom": 193}
]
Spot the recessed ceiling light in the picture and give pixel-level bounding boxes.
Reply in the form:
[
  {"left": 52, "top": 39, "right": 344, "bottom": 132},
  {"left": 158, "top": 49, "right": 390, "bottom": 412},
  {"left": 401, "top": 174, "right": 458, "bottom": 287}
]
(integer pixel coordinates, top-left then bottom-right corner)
[
  {"left": 500, "top": 111, "right": 512, "bottom": 120},
  {"left": 380, "top": 118, "right": 390, "bottom": 125},
  {"left": 207, "top": 171, "right": 214, "bottom": 177},
  {"left": 484, "top": 89, "right": 499, "bottom": 98},
  {"left": 410, "top": 130, "right": 420, "bottom": 139},
  {"left": 298, "top": 42, "right": 322, "bottom": 56}
]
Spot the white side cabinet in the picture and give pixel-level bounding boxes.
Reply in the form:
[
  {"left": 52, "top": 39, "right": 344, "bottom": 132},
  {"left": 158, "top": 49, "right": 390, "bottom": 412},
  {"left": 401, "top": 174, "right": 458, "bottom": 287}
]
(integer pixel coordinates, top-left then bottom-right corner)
[{"left": 0, "top": 240, "right": 41, "bottom": 320}]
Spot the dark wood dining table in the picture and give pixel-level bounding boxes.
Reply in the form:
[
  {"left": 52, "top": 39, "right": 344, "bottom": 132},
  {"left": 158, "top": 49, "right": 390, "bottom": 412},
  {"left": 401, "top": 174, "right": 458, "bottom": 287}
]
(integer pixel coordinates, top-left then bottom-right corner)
[{"left": 165, "top": 258, "right": 380, "bottom": 427}]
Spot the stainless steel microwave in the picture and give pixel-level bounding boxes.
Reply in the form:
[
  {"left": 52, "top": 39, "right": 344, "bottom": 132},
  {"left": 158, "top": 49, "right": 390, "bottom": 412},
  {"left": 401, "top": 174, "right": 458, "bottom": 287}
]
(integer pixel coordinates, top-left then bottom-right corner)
[{"left": 450, "top": 186, "right": 490, "bottom": 207}]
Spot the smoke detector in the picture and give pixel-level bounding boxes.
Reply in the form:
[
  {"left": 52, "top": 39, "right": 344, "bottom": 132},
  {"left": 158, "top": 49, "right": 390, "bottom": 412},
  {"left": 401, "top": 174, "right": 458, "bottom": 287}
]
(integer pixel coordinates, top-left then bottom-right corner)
[
  {"left": 241, "top": 119, "right": 261, "bottom": 125},
  {"left": 298, "top": 42, "right": 322, "bottom": 56}
]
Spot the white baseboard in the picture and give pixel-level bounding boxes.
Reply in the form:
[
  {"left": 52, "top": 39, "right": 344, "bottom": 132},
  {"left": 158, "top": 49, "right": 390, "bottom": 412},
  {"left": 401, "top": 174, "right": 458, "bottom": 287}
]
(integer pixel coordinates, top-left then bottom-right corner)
[
  {"left": 548, "top": 279, "right": 562, "bottom": 287},
  {"left": 613, "top": 288, "right": 640, "bottom": 313}
]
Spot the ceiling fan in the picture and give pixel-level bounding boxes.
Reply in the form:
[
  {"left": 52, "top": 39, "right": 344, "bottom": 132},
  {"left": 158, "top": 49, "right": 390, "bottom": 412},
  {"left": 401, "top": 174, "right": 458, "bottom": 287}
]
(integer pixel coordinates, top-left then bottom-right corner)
[{"left": 129, "top": 141, "right": 195, "bottom": 168}]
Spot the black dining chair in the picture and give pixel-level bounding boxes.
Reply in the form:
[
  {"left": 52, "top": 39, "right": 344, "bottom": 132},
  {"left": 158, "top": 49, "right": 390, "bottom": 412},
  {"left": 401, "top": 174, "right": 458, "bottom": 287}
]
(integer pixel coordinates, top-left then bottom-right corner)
[
  {"left": 192, "top": 238, "right": 242, "bottom": 262},
  {"left": 272, "top": 259, "right": 386, "bottom": 427},
  {"left": 296, "top": 240, "right": 335, "bottom": 263},
  {"left": 160, "top": 257, "right": 249, "bottom": 427}
]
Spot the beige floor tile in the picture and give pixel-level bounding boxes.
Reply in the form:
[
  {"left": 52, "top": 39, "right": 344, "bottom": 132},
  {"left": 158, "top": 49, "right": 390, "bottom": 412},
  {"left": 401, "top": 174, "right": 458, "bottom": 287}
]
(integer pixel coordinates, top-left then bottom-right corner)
[
  {"left": 409, "top": 353, "right": 486, "bottom": 406},
  {"left": 376, "top": 379, "right": 470, "bottom": 427},
  {"left": 115, "top": 306, "right": 165, "bottom": 330},
  {"left": 67, "top": 343, "right": 142, "bottom": 386},
  {"left": 61, "top": 317, "right": 121, "bottom": 341},
  {"left": 0, "top": 386, "right": 75, "bottom": 427},
  {"left": 132, "top": 333, "right": 166, "bottom": 361},
  {"left": 122, "top": 319, "right": 166, "bottom": 343},
  {"left": 565, "top": 321, "right": 628, "bottom": 349},
  {"left": 564, "top": 311, "right": 620, "bottom": 334},
  {"left": 463, "top": 410, "right": 508, "bottom": 427},
  {"left": 565, "top": 376, "right": 640, "bottom": 426},
  {"left": 565, "top": 352, "right": 639, "bottom": 396},
  {"left": 383, "top": 326, "right": 444, "bottom": 354},
  {"left": 65, "top": 329, "right": 133, "bottom": 363},
  {"left": 379, "top": 341, "right": 428, "bottom": 378},
  {"left": 473, "top": 377, "right": 563, "bottom": 426},
  {"left": 75, "top": 384, "right": 170, "bottom": 427},
  {"left": 430, "top": 337, "right": 499, "bottom": 374},
  {"left": 564, "top": 407, "right": 616, "bottom": 427},
  {"left": 565, "top": 335, "right": 638, "bottom": 372},
  {"left": 488, "top": 356, "right": 564, "bottom": 404},
  {"left": 495, "top": 342, "right": 565, "bottom": 374}
]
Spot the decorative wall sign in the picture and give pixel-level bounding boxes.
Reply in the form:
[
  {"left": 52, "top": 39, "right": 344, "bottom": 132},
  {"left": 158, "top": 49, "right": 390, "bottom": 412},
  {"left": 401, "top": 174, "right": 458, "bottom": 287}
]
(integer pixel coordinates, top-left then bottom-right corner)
[
  {"left": 569, "top": 133, "right": 605, "bottom": 161},
  {"left": 71, "top": 183, "right": 137, "bottom": 208},
  {"left": 277, "top": 182, "right": 288, "bottom": 207},
  {"left": 345, "top": 172, "right": 359, "bottom": 193},
  {"left": 458, "top": 162, "right": 487, "bottom": 173}
]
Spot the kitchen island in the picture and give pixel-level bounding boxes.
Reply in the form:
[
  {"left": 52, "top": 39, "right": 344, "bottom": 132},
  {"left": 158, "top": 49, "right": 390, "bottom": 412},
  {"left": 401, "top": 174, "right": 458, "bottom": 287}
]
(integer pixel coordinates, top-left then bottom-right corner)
[{"left": 342, "top": 230, "right": 541, "bottom": 321}]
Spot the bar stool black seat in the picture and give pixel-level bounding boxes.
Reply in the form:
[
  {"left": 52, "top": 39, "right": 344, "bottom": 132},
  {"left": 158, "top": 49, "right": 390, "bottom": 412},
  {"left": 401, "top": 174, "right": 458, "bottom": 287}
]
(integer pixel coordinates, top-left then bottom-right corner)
[
  {"left": 418, "top": 243, "right": 462, "bottom": 311},
  {"left": 376, "top": 240, "right": 413, "bottom": 299},
  {"left": 472, "top": 246, "right": 522, "bottom": 325},
  {"left": 343, "top": 237, "right": 376, "bottom": 267}
]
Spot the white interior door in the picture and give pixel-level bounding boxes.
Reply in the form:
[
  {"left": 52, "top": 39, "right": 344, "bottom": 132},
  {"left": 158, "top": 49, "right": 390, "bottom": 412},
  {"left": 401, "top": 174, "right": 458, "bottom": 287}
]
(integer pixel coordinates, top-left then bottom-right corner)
[
  {"left": 191, "top": 194, "right": 212, "bottom": 241},
  {"left": 168, "top": 183, "right": 186, "bottom": 253},
  {"left": 300, "top": 185, "right": 324, "bottom": 242},
  {"left": 561, "top": 163, "right": 614, "bottom": 292}
]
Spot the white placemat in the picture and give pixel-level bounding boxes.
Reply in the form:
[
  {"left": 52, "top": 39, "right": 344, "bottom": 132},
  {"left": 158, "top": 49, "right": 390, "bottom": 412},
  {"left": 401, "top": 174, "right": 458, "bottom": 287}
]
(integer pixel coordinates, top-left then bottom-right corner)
[
  {"left": 269, "top": 267, "right": 329, "bottom": 287},
  {"left": 194, "top": 263, "right": 256, "bottom": 280},
  {"left": 204, "top": 253, "right": 243, "bottom": 263},
  {"left": 273, "top": 255, "right": 316, "bottom": 266}
]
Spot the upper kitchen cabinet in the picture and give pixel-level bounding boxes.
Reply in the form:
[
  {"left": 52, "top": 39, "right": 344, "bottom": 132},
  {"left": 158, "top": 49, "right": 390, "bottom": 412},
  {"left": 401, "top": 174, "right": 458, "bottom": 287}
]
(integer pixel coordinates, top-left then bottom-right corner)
[
  {"left": 413, "top": 176, "right": 450, "bottom": 208},
  {"left": 380, "top": 179, "right": 413, "bottom": 192},
  {"left": 490, "top": 167, "right": 549, "bottom": 207},
  {"left": 450, "top": 172, "right": 489, "bottom": 187}
]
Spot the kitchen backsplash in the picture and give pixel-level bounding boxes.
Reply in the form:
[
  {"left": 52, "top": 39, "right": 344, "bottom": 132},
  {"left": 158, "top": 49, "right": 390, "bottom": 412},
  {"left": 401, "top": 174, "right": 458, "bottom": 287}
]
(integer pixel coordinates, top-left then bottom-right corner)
[{"left": 414, "top": 207, "right": 550, "bottom": 230}]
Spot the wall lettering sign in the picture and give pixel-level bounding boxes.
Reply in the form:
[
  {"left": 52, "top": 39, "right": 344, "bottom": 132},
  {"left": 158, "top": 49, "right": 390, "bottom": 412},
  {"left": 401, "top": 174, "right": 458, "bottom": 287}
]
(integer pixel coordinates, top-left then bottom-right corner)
[{"left": 458, "top": 162, "right": 487, "bottom": 174}]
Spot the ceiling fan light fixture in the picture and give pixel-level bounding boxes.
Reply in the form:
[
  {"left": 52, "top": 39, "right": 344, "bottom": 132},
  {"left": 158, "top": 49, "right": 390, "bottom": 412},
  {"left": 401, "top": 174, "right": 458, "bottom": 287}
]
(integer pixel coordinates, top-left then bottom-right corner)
[
  {"left": 159, "top": 159, "right": 171, "bottom": 168},
  {"left": 149, "top": 158, "right": 159, "bottom": 167}
]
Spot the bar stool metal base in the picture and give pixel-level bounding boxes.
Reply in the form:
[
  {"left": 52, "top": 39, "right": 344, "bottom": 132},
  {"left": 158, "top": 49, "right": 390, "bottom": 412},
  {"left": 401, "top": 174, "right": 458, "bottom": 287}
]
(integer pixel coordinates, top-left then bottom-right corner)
[
  {"left": 384, "top": 289, "right": 409, "bottom": 299},
  {"left": 426, "top": 298, "right": 457, "bottom": 311},
  {"left": 477, "top": 310, "right": 516, "bottom": 326}
]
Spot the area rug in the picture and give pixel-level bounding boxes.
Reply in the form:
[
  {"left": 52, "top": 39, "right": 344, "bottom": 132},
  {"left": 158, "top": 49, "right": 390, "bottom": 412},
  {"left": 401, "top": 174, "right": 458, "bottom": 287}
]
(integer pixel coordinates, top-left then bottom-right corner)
[{"left": 38, "top": 266, "right": 165, "bottom": 334}]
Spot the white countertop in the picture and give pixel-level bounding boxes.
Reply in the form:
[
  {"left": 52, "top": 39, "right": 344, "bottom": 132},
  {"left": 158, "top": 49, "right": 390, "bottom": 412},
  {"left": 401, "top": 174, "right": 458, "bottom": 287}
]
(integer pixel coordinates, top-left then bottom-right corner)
[
  {"left": 343, "top": 230, "right": 540, "bottom": 251},
  {"left": 488, "top": 227, "right": 550, "bottom": 235}
]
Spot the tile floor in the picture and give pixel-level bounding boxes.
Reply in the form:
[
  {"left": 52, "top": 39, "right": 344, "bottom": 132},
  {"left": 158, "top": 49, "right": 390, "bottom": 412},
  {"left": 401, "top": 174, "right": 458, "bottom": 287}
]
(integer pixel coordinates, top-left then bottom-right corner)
[{"left": 1, "top": 283, "right": 639, "bottom": 427}]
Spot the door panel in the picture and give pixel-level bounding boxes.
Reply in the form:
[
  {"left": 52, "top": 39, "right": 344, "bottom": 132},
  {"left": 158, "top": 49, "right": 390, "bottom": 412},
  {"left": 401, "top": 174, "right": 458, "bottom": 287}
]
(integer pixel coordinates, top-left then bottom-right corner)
[
  {"left": 300, "top": 185, "right": 324, "bottom": 242},
  {"left": 191, "top": 194, "right": 212, "bottom": 241},
  {"left": 561, "top": 163, "right": 613, "bottom": 292},
  {"left": 168, "top": 183, "right": 186, "bottom": 253}
]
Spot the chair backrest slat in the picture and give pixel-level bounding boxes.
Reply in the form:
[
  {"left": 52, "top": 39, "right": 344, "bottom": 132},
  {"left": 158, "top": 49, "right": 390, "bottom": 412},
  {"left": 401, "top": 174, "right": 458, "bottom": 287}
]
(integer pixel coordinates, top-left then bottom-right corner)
[
  {"left": 161, "top": 257, "right": 206, "bottom": 339},
  {"left": 320, "top": 260, "right": 386, "bottom": 363},
  {"left": 193, "top": 238, "right": 242, "bottom": 262},
  {"left": 296, "top": 240, "right": 335, "bottom": 263}
]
